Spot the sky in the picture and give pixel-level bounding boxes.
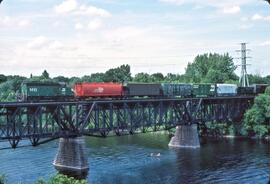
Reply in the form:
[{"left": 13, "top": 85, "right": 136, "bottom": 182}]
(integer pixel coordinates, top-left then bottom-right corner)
[{"left": 0, "top": 0, "right": 270, "bottom": 77}]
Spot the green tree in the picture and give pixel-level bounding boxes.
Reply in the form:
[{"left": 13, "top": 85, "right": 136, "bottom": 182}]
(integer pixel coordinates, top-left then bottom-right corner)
[
  {"left": 90, "top": 73, "right": 105, "bottom": 82},
  {"left": 42, "top": 70, "right": 50, "bottom": 79},
  {"left": 69, "top": 77, "right": 81, "bottom": 86},
  {"left": 164, "top": 73, "right": 185, "bottom": 82},
  {"left": 133, "top": 73, "right": 152, "bottom": 82},
  {"left": 104, "top": 64, "right": 132, "bottom": 82},
  {"left": 81, "top": 75, "right": 92, "bottom": 82},
  {"left": 150, "top": 73, "right": 164, "bottom": 82},
  {"left": 0, "top": 75, "right": 26, "bottom": 101},
  {"left": 35, "top": 173, "right": 86, "bottom": 184},
  {"left": 0, "top": 74, "right": 7, "bottom": 84},
  {"left": 243, "top": 87, "right": 270, "bottom": 137},
  {"left": 248, "top": 74, "right": 268, "bottom": 84},
  {"left": 184, "top": 53, "right": 238, "bottom": 83},
  {"left": 53, "top": 76, "right": 70, "bottom": 83}
]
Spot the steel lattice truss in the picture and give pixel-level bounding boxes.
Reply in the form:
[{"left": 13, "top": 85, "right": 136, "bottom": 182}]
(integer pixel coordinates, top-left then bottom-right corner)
[{"left": 0, "top": 96, "right": 254, "bottom": 148}]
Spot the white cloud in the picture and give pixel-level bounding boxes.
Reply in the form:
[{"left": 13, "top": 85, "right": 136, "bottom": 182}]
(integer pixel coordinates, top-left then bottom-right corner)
[
  {"left": 252, "top": 14, "right": 263, "bottom": 20},
  {"left": 0, "top": 16, "right": 31, "bottom": 28},
  {"left": 259, "top": 41, "right": 270, "bottom": 46},
  {"left": 18, "top": 19, "right": 31, "bottom": 27},
  {"left": 76, "top": 5, "right": 111, "bottom": 17},
  {"left": 54, "top": 0, "right": 111, "bottom": 17},
  {"left": 88, "top": 19, "right": 103, "bottom": 30},
  {"left": 159, "top": 0, "right": 255, "bottom": 6},
  {"left": 159, "top": 0, "right": 187, "bottom": 5},
  {"left": 75, "top": 22, "right": 83, "bottom": 30},
  {"left": 48, "top": 41, "right": 63, "bottom": 50},
  {"left": 222, "top": 6, "right": 240, "bottom": 14},
  {"left": 27, "top": 36, "right": 64, "bottom": 50},
  {"left": 27, "top": 36, "right": 49, "bottom": 49},
  {"left": 0, "top": 16, "right": 12, "bottom": 26},
  {"left": 54, "top": 0, "right": 77, "bottom": 14},
  {"left": 240, "top": 17, "right": 248, "bottom": 22},
  {"left": 102, "top": 26, "right": 146, "bottom": 42},
  {"left": 239, "top": 24, "right": 253, "bottom": 30},
  {"left": 251, "top": 13, "right": 270, "bottom": 21},
  {"left": 159, "top": 0, "right": 253, "bottom": 14}
]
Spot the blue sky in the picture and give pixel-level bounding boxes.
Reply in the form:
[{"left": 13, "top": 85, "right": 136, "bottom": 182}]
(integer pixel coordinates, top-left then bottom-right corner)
[{"left": 0, "top": 0, "right": 270, "bottom": 77}]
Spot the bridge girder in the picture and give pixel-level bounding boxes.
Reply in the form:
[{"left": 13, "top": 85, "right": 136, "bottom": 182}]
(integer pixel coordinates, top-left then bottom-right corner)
[{"left": 0, "top": 96, "right": 253, "bottom": 148}]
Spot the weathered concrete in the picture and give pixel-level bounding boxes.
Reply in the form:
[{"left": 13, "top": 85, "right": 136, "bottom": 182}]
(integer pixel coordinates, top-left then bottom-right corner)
[
  {"left": 168, "top": 124, "right": 200, "bottom": 148},
  {"left": 53, "top": 137, "right": 89, "bottom": 179}
]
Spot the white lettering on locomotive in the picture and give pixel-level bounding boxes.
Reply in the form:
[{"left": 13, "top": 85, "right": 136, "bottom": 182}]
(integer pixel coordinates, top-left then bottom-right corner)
[
  {"left": 93, "top": 87, "right": 104, "bottom": 93},
  {"left": 29, "top": 88, "right": 38, "bottom": 92}
]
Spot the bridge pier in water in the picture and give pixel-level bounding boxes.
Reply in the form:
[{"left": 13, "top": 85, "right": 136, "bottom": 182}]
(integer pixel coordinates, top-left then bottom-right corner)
[
  {"left": 53, "top": 137, "right": 89, "bottom": 179},
  {"left": 168, "top": 124, "right": 200, "bottom": 148}
]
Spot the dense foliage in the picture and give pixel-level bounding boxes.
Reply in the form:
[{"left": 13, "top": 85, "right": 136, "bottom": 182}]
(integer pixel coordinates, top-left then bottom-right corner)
[
  {"left": 185, "top": 53, "right": 238, "bottom": 83},
  {"left": 0, "top": 173, "right": 86, "bottom": 184},
  {"left": 35, "top": 173, "right": 86, "bottom": 184},
  {"left": 243, "top": 87, "right": 270, "bottom": 137}
]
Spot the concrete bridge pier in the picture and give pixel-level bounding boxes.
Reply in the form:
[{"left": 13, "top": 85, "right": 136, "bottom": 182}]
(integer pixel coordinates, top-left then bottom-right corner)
[
  {"left": 168, "top": 124, "right": 200, "bottom": 148},
  {"left": 53, "top": 137, "right": 89, "bottom": 179}
]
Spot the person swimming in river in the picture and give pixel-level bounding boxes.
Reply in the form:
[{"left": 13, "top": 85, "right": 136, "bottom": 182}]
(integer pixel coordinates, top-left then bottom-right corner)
[{"left": 150, "top": 153, "right": 161, "bottom": 157}]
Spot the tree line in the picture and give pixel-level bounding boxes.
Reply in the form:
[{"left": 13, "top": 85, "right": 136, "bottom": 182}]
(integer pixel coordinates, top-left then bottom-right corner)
[{"left": 1, "top": 53, "right": 270, "bottom": 102}]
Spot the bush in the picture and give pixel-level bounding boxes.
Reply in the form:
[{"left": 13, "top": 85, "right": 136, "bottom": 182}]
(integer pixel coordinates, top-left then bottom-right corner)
[
  {"left": 0, "top": 174, "right": 7, "bottom": 184},
  {"left": 35, "top": 173, "right": 87, "bottom": 184},
  {"left": 243, "top": 93, "right": 270, "bottom": 137}
]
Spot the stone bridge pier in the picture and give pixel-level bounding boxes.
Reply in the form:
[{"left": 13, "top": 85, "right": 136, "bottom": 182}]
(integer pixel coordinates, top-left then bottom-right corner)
[
  {"left": 53, "top": 136, "right": 89, "bottom": 179},
  {"left": 168, "top": 124, "right": 200, "bottom": 148}
]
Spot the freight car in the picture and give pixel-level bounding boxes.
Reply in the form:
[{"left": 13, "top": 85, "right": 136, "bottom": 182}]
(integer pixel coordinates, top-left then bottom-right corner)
[
  {"left": 124, "top": 83, "right": 161, "bottom": 97},
  {"left": 237, "top": 86, "right": 254, "bottom": 96},
  {"left": 73, "top": 82, "right": 123, "bottom": 98},
  {"left": 20, "top": 81, "right": 73, "bottom": 101},
  {"left": 216, "top": 84, "right": 237, "bottom": 96},
  {"left": 251, "top": 84, "right": 268, "bottom": 94},
  {"left": 192, "top": 83, "right": 216, "bottom": 97},
  {"left": 161, "top": 83, "right": 192, "bottom": 97}
]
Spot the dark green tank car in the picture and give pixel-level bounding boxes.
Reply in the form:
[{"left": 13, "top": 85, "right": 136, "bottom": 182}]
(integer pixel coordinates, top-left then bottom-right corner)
[{"left": 20, "top": 81, "right": 73, "bottom": 101}]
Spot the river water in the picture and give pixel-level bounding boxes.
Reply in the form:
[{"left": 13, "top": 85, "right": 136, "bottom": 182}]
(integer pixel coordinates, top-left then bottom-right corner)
[{"left": 0, "top": 133, "right": 269, "bottom": 184}]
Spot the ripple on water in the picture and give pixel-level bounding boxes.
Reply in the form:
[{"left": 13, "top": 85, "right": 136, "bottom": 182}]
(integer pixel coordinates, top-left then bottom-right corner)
[{"left": 0, "top": 134, "right": 269, "bottom": 184}]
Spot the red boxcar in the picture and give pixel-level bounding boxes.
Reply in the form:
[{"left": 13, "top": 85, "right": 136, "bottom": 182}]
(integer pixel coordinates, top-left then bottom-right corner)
[{"left": 73, "top": 82, "right": 123, "bottom": 97}]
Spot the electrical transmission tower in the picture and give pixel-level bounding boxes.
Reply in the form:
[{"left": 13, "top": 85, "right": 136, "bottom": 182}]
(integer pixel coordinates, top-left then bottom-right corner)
[{"left": 236, "top": 43, "right": 251, "bottom": 87}]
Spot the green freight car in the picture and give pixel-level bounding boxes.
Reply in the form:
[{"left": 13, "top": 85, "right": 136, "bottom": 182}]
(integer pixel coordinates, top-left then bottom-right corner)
[
  {"left": 161, "top": 83, "right": 192, "bottom": 97},
  {"left": 192, "top": 83, "right": 216, "bottom": 97},
  {"left": 20, "top": 81, "right": 73, "bottom": 101}
]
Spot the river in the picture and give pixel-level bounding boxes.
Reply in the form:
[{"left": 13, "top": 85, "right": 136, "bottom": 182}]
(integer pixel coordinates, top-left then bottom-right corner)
[{"left": 0, "top": 133, "right": 269, "bottom": 184}]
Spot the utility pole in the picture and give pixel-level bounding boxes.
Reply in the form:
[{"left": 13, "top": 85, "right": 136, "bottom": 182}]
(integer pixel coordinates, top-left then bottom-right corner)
[{"left": 236, "top": 43, "right": 250, "bottom": 87}]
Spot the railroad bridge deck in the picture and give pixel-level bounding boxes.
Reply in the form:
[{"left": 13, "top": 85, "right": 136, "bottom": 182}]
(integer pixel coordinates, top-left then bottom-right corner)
[{"left": 0, "top": 96, "right": 254, "bottom": 148}]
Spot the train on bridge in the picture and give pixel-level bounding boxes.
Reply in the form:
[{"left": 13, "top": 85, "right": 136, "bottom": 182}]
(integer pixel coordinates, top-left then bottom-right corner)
[{"left": 17, "top": 81, "right": 268, "bottom": 101}]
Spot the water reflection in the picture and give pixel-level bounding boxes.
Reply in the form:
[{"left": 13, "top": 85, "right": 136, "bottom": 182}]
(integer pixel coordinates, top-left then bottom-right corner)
[{"left": 0, "top": 133, "right": 269, "bottom": 184}]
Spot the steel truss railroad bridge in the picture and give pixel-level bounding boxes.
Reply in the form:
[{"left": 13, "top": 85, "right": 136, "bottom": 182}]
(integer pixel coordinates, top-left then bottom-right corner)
[{"left": 0, "top": 96, "right": 254, "bottom": 148}]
